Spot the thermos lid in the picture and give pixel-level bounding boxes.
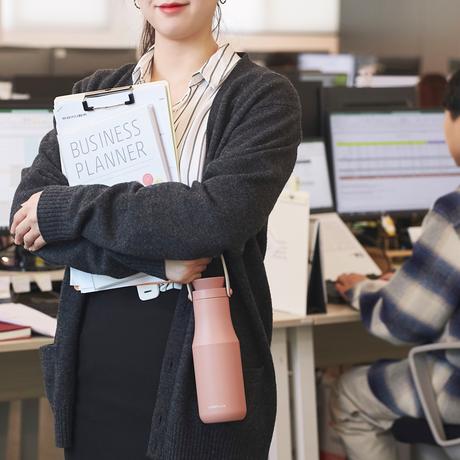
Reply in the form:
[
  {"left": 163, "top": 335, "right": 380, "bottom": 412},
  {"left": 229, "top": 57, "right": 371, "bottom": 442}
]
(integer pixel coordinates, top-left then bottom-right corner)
[
  {"left": 192, "top": 276, "right": 225, "bottom": 291},
  {"left": 192, "top": 287, "right": 228, "bottom": 301}
]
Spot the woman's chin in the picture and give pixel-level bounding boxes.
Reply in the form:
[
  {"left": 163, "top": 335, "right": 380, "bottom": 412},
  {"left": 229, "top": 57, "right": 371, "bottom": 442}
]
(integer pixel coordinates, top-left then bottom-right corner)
[{"left": 154, "top": 26, "right": 197, "bottom": 42}]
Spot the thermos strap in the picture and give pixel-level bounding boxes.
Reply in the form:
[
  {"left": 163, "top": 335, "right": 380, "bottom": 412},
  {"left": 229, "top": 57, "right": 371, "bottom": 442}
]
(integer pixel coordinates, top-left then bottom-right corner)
[{"left": 187, "top": 254, "right": 232, "bottom": 301}]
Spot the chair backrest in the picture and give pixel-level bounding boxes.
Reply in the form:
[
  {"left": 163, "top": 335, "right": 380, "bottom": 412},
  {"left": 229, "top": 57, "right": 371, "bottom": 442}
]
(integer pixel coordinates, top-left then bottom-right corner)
[{"left": 409, "top": 342, "right": 460, "bottom": 454}]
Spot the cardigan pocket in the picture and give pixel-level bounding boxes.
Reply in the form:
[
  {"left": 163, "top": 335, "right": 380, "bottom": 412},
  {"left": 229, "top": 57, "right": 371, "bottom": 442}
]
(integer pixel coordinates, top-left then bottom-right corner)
[{"left": 39, "top": 343, "right": 57, "bottom": 411}]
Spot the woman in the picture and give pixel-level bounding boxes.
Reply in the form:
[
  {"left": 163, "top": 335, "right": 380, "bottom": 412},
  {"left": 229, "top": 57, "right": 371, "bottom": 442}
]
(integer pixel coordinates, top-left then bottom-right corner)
[{"left": 10, "top": 0, "right": 301, "bottom": 458}]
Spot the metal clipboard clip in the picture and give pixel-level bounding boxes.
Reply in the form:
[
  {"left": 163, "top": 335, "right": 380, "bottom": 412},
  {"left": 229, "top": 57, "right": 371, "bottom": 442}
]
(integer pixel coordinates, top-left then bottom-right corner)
[{"left": 82, "top": 85, "right": 135, "bottom": 112}]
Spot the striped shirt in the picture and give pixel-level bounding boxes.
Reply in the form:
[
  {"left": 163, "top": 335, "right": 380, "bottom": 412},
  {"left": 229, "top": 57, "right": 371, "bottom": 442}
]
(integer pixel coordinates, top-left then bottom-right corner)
[
  {"left": 131, "top": 43, "right": 240, "bottom": 296},
  {"left": 132, "top": 43, "right": 241, "bottom": 185},
  {"left": 349, "top": 188, "right": 460, "bottom": 423}
]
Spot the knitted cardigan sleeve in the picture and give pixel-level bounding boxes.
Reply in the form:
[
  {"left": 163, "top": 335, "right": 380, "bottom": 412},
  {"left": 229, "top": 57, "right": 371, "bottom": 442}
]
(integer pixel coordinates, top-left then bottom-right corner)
[
  {"left": 10, "top": 71, "right": 166, "bottom": 280},
  {"left": 36, "top": 73, "right": 301, "bottom": 261}
]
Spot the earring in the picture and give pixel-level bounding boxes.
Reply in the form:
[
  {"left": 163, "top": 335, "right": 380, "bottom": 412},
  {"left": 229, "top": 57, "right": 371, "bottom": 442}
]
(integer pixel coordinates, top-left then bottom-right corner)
[
  {"left": 219, "top": 0, "right": 227, "bottom": 4},
  {"left": 134, "top": 0, "right": 140, "bottom": 9}
]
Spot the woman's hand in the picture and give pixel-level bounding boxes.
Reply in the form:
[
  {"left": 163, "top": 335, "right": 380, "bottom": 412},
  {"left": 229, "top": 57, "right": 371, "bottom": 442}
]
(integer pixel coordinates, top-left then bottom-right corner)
[
  {"left": 165, "top": 258, "right": 212, "bottom": 284},
  {"left": 10, "top": 191, "right": 47, "bottom": 252},
  {"left": 335, "top": 273, "right": 367, "bottom": 301}
]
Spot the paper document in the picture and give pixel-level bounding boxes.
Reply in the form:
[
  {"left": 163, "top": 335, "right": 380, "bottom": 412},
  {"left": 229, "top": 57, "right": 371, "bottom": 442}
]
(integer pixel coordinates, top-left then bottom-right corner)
[
  {"left": 315, "top": 213, "right": 381, "bottom": 280},
  {"left": 265, "top": 191, "right": 310, "bottom": 316},
  {"left": 0, "top": 303, "right": 57, "bottom": 337},
  {"left": 54, "top": 81, "right": 179, "bottom": 293},
  {"left": 59, "top": 104, "right": 171, "bottom": 186}
]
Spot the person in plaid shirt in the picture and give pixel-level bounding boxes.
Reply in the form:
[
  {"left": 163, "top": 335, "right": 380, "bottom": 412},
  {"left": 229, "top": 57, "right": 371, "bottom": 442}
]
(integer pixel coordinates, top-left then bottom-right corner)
[{"left": 331, "top": 70, "right": 460, "bottom": 460}]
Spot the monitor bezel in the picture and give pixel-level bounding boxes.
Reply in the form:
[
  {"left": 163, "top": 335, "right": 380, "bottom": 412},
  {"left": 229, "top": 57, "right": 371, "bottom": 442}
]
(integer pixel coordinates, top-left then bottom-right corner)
[
  {"left": 327, "top": 108, "right": 451, "bottom": 220},
  {"left": 0, "top": 101, "right": 54, "bottom": 231}
]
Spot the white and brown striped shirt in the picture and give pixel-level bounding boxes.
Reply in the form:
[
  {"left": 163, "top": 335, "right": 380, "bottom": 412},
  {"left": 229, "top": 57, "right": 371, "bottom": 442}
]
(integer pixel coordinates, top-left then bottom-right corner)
[
  {"left": 132, "top": 43, "right": 240, "bottom": 295},
  {"left": 132, "top": 43, "right": 241, "bottom": 186}
]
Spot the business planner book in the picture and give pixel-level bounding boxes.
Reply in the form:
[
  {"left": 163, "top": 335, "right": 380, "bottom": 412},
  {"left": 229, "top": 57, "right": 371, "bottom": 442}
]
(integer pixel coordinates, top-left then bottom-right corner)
[{"left": 54, "top": 81, "right": 178, "bottom": 293}]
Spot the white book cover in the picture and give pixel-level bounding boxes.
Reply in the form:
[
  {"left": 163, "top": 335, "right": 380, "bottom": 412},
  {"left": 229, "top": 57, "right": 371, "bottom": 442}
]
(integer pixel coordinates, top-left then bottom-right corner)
[
  {"left": 58, "top": 104, "right": 170, "bottom": 186},
  {"left": 54, "top": 81, "right": 179, "bottom": 181}
]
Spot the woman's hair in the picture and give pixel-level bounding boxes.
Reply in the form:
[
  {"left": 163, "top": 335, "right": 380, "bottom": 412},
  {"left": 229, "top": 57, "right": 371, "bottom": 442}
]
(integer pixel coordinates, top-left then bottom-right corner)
[
  {"left": 139, "top": 3, "right": 222, "bottom": 56},
  {"left": 443, "top": 70, "right": 460, "bottom": 120},
  {"left": 140, "top": 21, "right": 156, "bottom": 56}
]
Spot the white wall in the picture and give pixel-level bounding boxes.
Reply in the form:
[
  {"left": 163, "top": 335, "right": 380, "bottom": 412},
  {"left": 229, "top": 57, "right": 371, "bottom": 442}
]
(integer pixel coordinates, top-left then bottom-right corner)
[
  {"left": 340, "top": 0, "right": 460, "bottom": 73},
  {"left": 0, "top": 0, "right": 143, "bottom": 48},
  {"left": 220, "top": 0, "right": 340, "bottom": 34},
  {"left": 0, "top": 0, "right": 340, "bottom": 49}
]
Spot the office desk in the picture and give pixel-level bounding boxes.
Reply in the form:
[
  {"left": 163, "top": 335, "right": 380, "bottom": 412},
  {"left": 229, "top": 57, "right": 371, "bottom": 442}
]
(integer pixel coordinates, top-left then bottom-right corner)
[
  {"left": 0, "top": 337, "right": 53, "bottom": 460},
  {"left": 0, "top": 306, "right": 408, "bottom": 460},
  {"left": 271, "top": 305, "right": 410, "bottom": 460}
]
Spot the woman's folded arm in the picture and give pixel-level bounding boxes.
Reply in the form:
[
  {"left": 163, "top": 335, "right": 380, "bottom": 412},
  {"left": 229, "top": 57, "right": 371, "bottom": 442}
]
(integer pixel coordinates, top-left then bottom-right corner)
[{"left": 37, "top": 94, "right": 301, "bottom": 261}]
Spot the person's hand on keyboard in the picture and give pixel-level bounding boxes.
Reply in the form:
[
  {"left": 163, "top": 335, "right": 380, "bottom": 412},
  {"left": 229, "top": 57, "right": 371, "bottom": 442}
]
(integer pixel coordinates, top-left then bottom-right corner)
[{"left": 335, "top": 273, "right": 367, "bottom": 302}]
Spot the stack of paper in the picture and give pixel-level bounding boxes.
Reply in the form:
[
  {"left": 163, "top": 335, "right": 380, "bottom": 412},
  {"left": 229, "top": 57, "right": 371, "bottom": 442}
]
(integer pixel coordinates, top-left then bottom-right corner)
[
  {"left": 54, "top": 82, "right": 178, "bottom": 293},
  {"left": 0, "top": 303, "right": 57, "bottom": 337}
]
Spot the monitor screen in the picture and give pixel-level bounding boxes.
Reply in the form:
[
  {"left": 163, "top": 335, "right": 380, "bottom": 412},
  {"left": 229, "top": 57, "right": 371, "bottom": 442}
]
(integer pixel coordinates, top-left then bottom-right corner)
[
  {"left": 298, "top": 54, "right": 355, "bottom": 86},
  {"left": 330, "top": 111, "right": 460, "bottom": 215},
  {"left": 292, "top": 141, "right": 334, "bottom": 211},
  {"left": 0, "top": 107, "right": 54, "bottom": 227}
]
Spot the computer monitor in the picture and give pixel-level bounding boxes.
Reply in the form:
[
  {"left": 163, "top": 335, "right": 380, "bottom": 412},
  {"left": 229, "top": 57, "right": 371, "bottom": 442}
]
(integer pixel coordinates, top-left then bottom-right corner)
[
  {"left": 0, "top": 46, "right": 52, "bottom": 79},
  {"left": 376, "top": 57, "right": 421, "bottom": 76},
  {"left": 298, "top": 54, "right": 356, "bottom": 86},
  {"left": 321, "top": 87, "right": 417, "bottom": 157},
  {"left": 12, "top": 75, "right": 82, "bottom": 102},
  {"left": 322, "top": 87, "right": 417, "bottom": 113},
  {"left": 289, "top": 80, "right": 323, "bottom": 139},
  {"left": 329, "top": 110, "right": 459, "bottom": 216},
  {"left": 52, "top": 47, "right": 137, "bottom": 76},
  {"left": 0, "top": 101, "right": 54, "bottom": 228},
  {"left": 292, "top": 141, "right": 334, "bottom": 212}
]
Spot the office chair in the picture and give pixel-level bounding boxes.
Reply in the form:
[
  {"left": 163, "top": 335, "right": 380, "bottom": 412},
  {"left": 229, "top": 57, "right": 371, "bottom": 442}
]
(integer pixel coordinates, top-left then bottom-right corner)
[{"left": 391, "top": 343, "right": 460, "bottom": 460}]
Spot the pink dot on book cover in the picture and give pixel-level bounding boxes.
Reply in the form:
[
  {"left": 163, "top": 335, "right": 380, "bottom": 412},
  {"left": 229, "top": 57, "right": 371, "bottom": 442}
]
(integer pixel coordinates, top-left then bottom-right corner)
[{"left": 143, "top": 174, "right": 154, "bottom": 186}]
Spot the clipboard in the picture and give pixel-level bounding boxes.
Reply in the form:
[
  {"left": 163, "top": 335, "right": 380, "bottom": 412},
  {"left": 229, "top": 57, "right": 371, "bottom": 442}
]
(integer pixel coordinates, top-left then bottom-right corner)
[
  {"left": 54, "top": 81, "right": 179, "bottom": 295},
  {"left": 54, "top": 81, "right": 179, "bottom": 183}
]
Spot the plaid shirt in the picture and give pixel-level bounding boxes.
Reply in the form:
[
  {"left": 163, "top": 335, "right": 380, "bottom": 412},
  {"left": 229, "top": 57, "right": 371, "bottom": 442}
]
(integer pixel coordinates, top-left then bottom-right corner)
[{"left": 350, "top": 188, "right": 460, "bottom": 423}]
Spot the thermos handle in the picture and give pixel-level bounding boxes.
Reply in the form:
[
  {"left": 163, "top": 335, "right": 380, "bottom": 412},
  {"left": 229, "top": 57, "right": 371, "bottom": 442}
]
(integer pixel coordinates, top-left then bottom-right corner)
[{"left": 187, "top": 254, "right": 232, "bottom": 301}]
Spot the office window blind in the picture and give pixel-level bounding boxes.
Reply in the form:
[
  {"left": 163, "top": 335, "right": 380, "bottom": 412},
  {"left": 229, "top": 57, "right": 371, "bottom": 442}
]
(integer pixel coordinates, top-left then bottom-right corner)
[
  {"left": 1, "top": 0, "right": 109, "bottom": 30},
  {"left": 221, "top": 0, "right": 340, "bottom": 33}
]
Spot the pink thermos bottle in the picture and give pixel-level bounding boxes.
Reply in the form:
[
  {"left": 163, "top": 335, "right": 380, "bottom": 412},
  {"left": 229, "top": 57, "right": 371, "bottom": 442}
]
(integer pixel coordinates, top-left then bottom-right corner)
[{"left": 191, "top": 268, "right": 247, "bottom": 424}]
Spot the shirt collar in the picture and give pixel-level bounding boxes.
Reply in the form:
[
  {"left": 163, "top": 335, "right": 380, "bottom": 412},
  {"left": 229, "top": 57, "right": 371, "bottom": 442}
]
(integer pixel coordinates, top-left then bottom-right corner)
[{"left": 132, "top": 43, "right": 235, "bottom": 90}]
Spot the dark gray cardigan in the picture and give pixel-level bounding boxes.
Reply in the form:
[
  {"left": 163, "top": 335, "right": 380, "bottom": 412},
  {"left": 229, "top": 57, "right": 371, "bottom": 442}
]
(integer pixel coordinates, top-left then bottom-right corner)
[{"left": 11, "top": 54, "right": 301, "bottom": 459}]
